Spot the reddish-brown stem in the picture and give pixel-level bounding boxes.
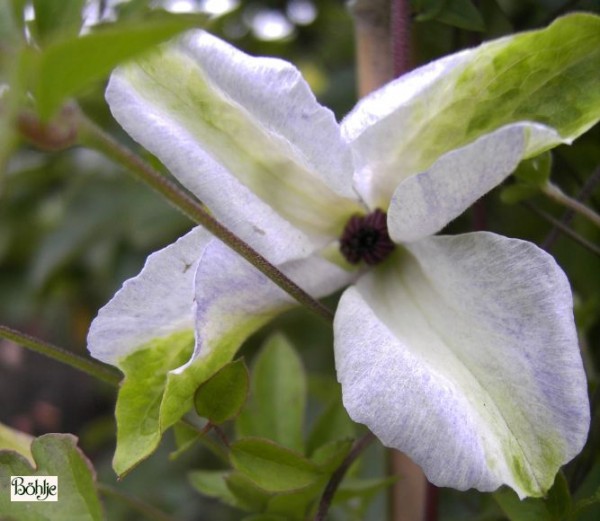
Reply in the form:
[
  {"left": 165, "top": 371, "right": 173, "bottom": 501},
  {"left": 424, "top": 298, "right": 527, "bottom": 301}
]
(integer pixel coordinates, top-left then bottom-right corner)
[
  {"left": 391, "top": 0, "right": 412, "bottom": 76},
  {"left": 314, "top": 431, "right": 376, "bottom": 520}
]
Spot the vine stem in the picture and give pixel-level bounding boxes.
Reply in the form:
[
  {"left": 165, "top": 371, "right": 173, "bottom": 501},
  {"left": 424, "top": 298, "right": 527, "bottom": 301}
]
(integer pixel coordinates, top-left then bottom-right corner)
[
  {"left": 1, "top": 323, "right": 232, "bottom": 463},
  {"left": 391, "top": 0, "right": 412, "bottom": 76},
  {"left": 0, "top": 324, "right": 121, "bottom": 386},
  {"left": 524, "top": 202, "right": 600, "bottom": 257},
  {"left": 314, "top": 431, "right": 376, "bottom": 521},
  {"left": 541, "top": 181, "right": 600, "bottom": 230},
  {"left": 543, "top": 165, "right": 600, "bottom": 250},
  {"left": 75, "top": 110, "right": 335, "bottom": 324}
]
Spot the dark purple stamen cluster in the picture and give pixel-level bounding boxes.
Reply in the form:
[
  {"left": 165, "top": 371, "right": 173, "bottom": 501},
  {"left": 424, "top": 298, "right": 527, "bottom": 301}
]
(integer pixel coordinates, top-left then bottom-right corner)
[{"left": 339, "top": 209, "right": 395, "bottom": 265}]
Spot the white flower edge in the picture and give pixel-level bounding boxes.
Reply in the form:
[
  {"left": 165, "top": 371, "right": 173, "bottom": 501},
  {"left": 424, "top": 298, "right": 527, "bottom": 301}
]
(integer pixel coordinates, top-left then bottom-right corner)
[
  {"left": 87, "top": 225, "right": 355, "bottom": 370},
  {"left": 342, "top": 13, "right": 600, "bottom": 208},
  {"left": 87, "top": 226, "right": 209, "bottom": 365},
  {"left": 106, "top": 32, "right": 364, "bottom": 262},
  {"left": 334, "top": 232, "right": 589, "bottom": 497},
  {"left": 387, "top": 122, "right": 562, "bottom": 243},
  {"left": 173, "top": 239, "right": 356, "bottom": 374}
]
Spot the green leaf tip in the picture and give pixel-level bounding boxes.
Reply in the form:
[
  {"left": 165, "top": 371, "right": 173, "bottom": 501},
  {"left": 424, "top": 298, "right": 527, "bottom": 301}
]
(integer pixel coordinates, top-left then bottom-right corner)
[
  {"left": 194, "top": 358, "right": 250, "bottom": 424},
  {"left": 236, "top": 334, "right": 307, "bottom": 453},
  {"left": 0, "top": 433, "right": 103, "bottom": 521}
]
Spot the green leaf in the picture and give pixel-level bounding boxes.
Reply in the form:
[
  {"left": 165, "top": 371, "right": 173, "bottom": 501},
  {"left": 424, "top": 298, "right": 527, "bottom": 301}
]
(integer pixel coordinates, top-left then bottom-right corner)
[
  {"left": 310, "top": 440, "right": 353, "bottom": 473},
  {"left": 494, "top": 473, "right": 573, "bottom": 521},
  {"left": 226, "top": 472, "right": 272, "bottom": 512},
  {"left": 494, "top": 487, "right": 552, "bottom": 521},
  {"left": 230, "top": 438, "right": 321, "bottom": 493},
  {"left": 188, "top": 469, "right": 240, "bottom": 508},
  {"left": 335, "top": 476, "right": 398, "bottom": 503},
  {"left": 307, "top": 397, "right": 356, "bottom": 456},
  {"left": 499, "top": 184, "right": 539, "bottom": 205},
  {"left": 194, "top": 358, "right": 249, "bottom": 424},
  {"left": 0, "top": 0, "right": 23, "bottom": 45},
  {"left": 0, "top": 423, "right": 33, "bottom": 465},
  {"left": 35, "top": 14, "right": 206, "bottom": 119},
  {"left": 514, "top": 152, "right": 552, "bottom": 187},
  {"left": 113, "top": 294, "right": 276, "bottom": 476},
  {"left": 415, "top": 0, "right": 485, "bottom": 31},
  {"left": 236, "top": 334, "right": 307, "bottom": 453},
  {"left": 545, "top": 472, "right": 572, "bottom": 521},
  {"left": 0, "top": 434, "right": 103, "bottom": 521},
  {"left": 169, "top": 422, "right": 199, "bottom": 461},
  {"left": 242, "top": 514, "right": 289, "bottom": 521},
  {"left": 113, "top": 331, "right": 194, "bottom": 476},
  {"left": 31, "top": 0, "right": 85, "bottom": 45},
  {"left": 265, "top": 481, "right": 324, "bottom": 519}
]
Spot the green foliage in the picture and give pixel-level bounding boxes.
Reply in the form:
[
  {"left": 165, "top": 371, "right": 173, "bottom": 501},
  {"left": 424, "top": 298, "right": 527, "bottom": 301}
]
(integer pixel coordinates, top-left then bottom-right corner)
[
  {"left": 1, "top": 1, "right": 600, "bottom": 520},
  {"left": 307, "top": 395, "right": 356, "bottom": 456},
  {"left": 0, "top": 434, "right": 103, "bottom": 521},
  {"left": 114, "top": 331, "right": 194, "bottom": 476},
  {"left": 31, "top": 0, "right": 86, "bottom": 45},
  {"left": 513, "top": 152, "right": 552, "bottom": 187},
  {"left": 189, "top": 469, "right": 240, "bottom": 508},
  {"left": 194, "top": 359, "right": 250, "bottom": 424},
  {"left": 230, "top": 437, "right": 321, "bottom": 493},
  {"left": 236, "top": 334, "right": 307, "bottom": 453},
  {"left": 494, "top": 472, "right": 573, "bottom": 521},
  {"left": 35, "top": 14, "right": 207, "bottom": 119},
  {"left": 501, "top": 152, "right": 553, "bottom": 204},
  {"left": 184, "top": 334, "right": 376, "bottom": 518},
  {"left": 0, "top": 422, "right": 33, "bottom": 464},
  {"left": 414, "top": 0, "right": 485, "bottom": 31}
]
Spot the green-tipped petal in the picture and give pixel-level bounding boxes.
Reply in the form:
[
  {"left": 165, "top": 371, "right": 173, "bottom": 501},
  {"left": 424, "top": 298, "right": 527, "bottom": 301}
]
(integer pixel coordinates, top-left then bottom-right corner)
[
  {"left": 106, "top": 31, "right": 363, "bottom": 261},
  {"left": 98, "top": 236, "right": 353, "bottom": 474},
  {"left": 87, "top": 226, "right": 209, "bottom": 365},
  {"left": 388, "top": 122, "right": 560, "bottom": 243},
  {"left": 334, "top": 232, "right": 588, "bottom": 497},
  {"left": 343, "top": 13, "right": 600, "bottom": 208},
  {"left": 160, "top": 240, "right": 355, "bottom": 437}
]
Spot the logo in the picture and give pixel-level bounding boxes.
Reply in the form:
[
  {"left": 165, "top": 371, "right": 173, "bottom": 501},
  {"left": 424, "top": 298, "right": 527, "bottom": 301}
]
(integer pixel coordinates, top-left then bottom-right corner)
[{"left": 10, "top": 476, "right": 58, "bottom": 502}]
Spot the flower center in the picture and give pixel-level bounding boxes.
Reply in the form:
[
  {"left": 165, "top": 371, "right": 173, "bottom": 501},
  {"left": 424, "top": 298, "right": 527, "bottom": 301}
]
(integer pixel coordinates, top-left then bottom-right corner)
[{"left": 339, "top": 209, "right": 395, "bottom": 265}]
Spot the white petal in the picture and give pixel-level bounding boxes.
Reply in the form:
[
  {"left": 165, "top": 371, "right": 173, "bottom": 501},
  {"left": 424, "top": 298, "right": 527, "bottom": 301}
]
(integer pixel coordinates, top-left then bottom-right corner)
[
  {"left": 334, "top": 232, "right": 589, "bottom": 497},
  {"left": 342, "top": 14, "right": 600, "bottom": 207},
  {"left": 388, "top": 123, "right": 561, "bottom": 243},
  {"left": 174, "top": 239, "right": 356, "bottom": 373},
  {"left": 87, "top": 227, "right": 210, "bottom": 365},
  {"left": 342, "top": 49, "right": 472, "bottom": 207},
  {"left": 106, "top": 31, "right": 363, "bottom": 261}
]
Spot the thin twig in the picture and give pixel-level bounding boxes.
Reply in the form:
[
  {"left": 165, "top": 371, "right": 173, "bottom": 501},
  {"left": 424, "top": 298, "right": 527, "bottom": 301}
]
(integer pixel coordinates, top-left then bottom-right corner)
[
  {"left": 314, "top": 431, "right": 376, "bottom": 521},
  {"left": 179, "top": 418, "right": 229, "bottom": 463},
  {"left": 523, "top": 202, "right": 600, "bottom": 257},
  {"left": 76, "top": 111, "right": 335, "bottom": 324},
  {"left": 391, "top": 0, "right": 412, "bottom": 76},
  {"left": 1, "top": 326, "right": 230, "bottom": 463},
  {"left": 543, "top": 166, "right": 600, "bottom": 250},
  {"left": 97, "top": 483, "right": 177, "bottom": 521},
  {"left": 541, "top": 181, "right": 600, "bottom": 230},
  {"left": 0, "top": 324, "right": 121, "bottom": 386}
]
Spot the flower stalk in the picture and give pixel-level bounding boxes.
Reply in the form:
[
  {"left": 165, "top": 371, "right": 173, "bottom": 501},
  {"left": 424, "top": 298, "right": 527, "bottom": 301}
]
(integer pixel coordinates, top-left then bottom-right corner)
[
  {"left": 315, "top": 431, "right": 376, "bottom": 521},
  {"left": 542, "top": 180, "right": 600, "bottom": 229},
  {"left": 0, "top": 324, "right": 121, "bottom": 386}
]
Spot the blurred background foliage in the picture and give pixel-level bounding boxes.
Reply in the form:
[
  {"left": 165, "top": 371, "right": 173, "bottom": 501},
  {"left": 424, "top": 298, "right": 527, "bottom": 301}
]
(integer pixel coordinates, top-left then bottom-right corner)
[{"left": 1, "top": 0, "right": 599, "bottom": 519}]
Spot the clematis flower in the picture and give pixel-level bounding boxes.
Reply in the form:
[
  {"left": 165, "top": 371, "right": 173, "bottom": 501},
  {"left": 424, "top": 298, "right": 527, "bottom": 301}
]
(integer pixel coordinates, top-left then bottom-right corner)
[{"left": 88, "top": 14, "right": 600, "bottom": 496}]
